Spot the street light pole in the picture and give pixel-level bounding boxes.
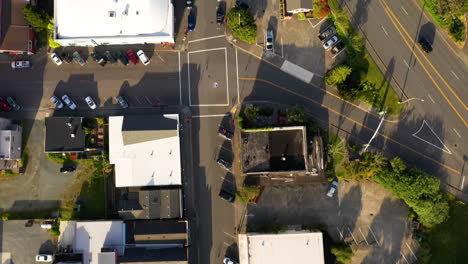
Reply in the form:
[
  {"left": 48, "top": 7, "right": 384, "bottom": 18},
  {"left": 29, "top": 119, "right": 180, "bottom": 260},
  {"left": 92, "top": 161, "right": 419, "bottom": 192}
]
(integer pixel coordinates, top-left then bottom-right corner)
[
  {"left": 362, "top": 107, "right": 387, "bottom": 153},
  {"left": 398, "top": 97, "right": 424, "bottom": 104}
]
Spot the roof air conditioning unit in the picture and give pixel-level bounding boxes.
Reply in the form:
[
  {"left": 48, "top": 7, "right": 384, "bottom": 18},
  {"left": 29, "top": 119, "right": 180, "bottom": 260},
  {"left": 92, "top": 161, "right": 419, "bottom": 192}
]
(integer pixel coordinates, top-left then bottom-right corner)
[{"left": 109, "top": 11, "right": 116, "bottom": 17}]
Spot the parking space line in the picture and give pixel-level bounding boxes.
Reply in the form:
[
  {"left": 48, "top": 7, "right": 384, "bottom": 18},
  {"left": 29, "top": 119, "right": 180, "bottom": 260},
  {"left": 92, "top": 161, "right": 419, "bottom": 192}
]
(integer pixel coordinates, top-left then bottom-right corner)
[
  {"left": 134, "top": 96, "right": 142, "bottom": 105},
  {"left": 368, "top": 226, "right": 380, "bottom": 246},
  {"left": 336, "top": 227, "right": 344, "bottom": 240},
  {"left": 178, "top": 51, "right": 182, "bottom": 105},
  {"left": 220, "top": 175, "right": 235, "bottom": 185},
  {"left": 453, "top": 128, "right": 461, "bottom": 138},
  {"left": 144, "top": 96, "right": 152, "bottom": 105},
  {"left": 347, "top": 227, "right": 358, "bottom": 244},
  {"left": 281, "top": 38, "right": 284, "bottom": 58},
  {"left": 381, "top": 25, "right": 389, "bottom": 36},
  {"left": 358, "top": 227, "right": 369, "bottom": 245},
  {"left": 403, "top": 59, "right": 409, "bottom": 68},
  {"left": 427, "top": 93, "right": 435, "bottom": 103},
  {"left": 223, "top": 231, "right": 236, "bottom": 239},
  {"left": 459, "top": 175, "right": 465, "bottom": 190},
  {"left": 405, "top": 242, "right": 417, "bottom": 260},
  {"left": 331, "top": 47, "right": 345, "bottom": 59},
  {"left": 236, "top": 48, "right": 240, "bottom": 104},
  {"left": 188, "top": 35, "right": 225, "bottom": 43},
  {"left": 224, "top": 48, "right": 230, "bottom": 106},
  {"left": 401, "top": 253, "right": 410, "bottom": 264},
  {"left": 187, "top": 52, "right": 192, "bottom": 106}
]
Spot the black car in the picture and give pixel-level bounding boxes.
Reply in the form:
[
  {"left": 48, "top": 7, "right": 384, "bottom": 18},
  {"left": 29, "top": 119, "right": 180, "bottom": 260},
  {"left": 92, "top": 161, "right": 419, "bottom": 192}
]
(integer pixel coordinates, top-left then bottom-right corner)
[
  {"left": 217, "top": 158, "right": 232, "bottom": 170},
  {"left": 61, "top": 53, "right": 73, "bottom": 63},
  {"left": 104, "top": 51, "right": 117, "bottom": 64},
  {"left": 115, "top": 51, "right": 129, "bottom": 66},
  {"left": 216, "top": 9, "right": 224, "bottom": 25},
  {"left": 218, "top": 126, "right": 233, "bottom": 140},
  {"left": 331, "top": 41, "right": 345, "bottom": 54},
  {"left": 219, "top": 189, "right": 235, "bottom": 203},
  {"left": 60, "top": 166, "right": 76, "bottom": 173},
  {"left": 91, "top": 52, "right": 107, "bottom": 66},
  {"left": 418, "top": 37, "right": 432, "bottom": 53}
]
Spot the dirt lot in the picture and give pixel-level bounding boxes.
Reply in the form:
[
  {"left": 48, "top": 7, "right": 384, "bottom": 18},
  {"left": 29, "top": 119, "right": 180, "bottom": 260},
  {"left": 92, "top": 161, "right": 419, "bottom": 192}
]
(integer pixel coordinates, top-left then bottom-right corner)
[{"left": 245, "top": 180, "right": 419, "bottom": 264}]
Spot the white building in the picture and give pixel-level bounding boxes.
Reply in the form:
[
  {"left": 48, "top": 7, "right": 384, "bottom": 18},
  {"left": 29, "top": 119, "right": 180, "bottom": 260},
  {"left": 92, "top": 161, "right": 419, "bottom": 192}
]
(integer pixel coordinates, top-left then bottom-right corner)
[
  {"left": 239, "top": 231, "right": 325, "bottom": 264},
  {"left": 109, "top": 115, "right": 181, "bottom": 187},
  {"left": 53, "top": 0, "right": 174, "bottom": 46}
]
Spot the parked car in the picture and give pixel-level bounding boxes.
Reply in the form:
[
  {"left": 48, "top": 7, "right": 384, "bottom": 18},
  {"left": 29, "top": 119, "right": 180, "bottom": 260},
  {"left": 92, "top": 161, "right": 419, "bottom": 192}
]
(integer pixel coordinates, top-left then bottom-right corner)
[
  {"left": 127, "top": 49, "right": 139, "bottom": 65},
  {"left": 61, "top": 53, "right": 73, "bottom": 63},
  {"left": 61, "top": 94, "right": 77, "bottom": 110},
  {"left": 137, "top": 50, "right": 150, "bottom": 66},
  {"left": 11, "top": 60, "right": 31, "bottom": 69},
  {"left": 266, "top": 30, "right": 274, "bottom": 51},
  {"left": 331, "top": 41, "right": 345, "bottom": 54},
  {"left": 36, "top": 254, "right": 53, "bottom": 262},
  {"left": 50, "top": 52, "right": 63, "bottom": 66},
  {"left": 0, "top": 97, "right": 11, "bottom": 111},
  {"left": 219, "top": 189, "right": 235, "bottom": 203},
  {"left": 116, "top": 95, "right": 129, "bottom": 109},
  {"left": 323, "top": 35, "right": 339, "bottom": 49},
  {"left": 318, "top": 26, "right": 336, "bottom": 41},
  {"left": 217, "top": 158, "right": 232, "bottom": 170},
  {"left": 50, "top": 96, "right": 64, "bottom": 109},
  {"left": 104, "top": 51, "right": 117, "bottom": 64},
  {"left": 60, "top": 165, "right": 76, "bottom": 173},
  {"left": 216, "top": 8, "right": 224, "bottom": 25},
  {"left": 90, "top": 52, "right": 107, "bottom": 67},
  {"left": 327, "top": 181, "right": 338, "bottom": 198},
  {"left": 186, "top": 0, "right": 193, "bottom": 8},
  {"left": 25, "top": 219, "right": 34, "bottom": 227},
  {"left": 72, "top": 51, "right": 86, "bottom": 66},
  {"left": 6, "top": 96, "right": 20, "bottom": 111},
  {"left": 418, "top": 37, "right": 432, "bottom": 53},
  {"left": 223, "top": 257, "right": 239, "bottom": 264},
  {"left": 218, "top": 126, "right": 233, "bottom": 140},
  {"left": 115, "top": 51, "right": 129, "bottom": 66},
  {"left": 84, "top": 96, "right": 97, "bottom": 110},
  {"left": 188, "top": 12, "right": 195, "bottom": 31}
]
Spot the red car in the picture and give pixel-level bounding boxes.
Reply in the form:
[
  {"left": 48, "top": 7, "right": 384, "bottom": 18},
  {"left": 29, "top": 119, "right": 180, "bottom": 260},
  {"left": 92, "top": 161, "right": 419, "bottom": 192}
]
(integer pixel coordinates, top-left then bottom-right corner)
[
  {"left": 126, "top": 50, "right": 139, "bottom": 65},
  {"left": 0, "top": 97, "right": 12, "bottom": 111}
]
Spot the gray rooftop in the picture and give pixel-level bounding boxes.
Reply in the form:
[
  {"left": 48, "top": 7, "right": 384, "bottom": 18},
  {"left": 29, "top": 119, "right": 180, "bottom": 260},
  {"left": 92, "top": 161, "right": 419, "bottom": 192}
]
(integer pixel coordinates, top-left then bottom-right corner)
[
  {"left": 121, "top": 115, "right": 178, "bottom": 145},
  {"left": 45, "top": 117, "right": 85, "bottom": 152}
]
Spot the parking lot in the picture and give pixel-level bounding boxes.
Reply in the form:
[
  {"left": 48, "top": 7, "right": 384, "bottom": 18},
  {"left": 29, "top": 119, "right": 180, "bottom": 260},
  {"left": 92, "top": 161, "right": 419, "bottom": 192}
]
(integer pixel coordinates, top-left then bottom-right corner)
[{"left": 245, "top": 181, "right": 419, "bottom": 264}]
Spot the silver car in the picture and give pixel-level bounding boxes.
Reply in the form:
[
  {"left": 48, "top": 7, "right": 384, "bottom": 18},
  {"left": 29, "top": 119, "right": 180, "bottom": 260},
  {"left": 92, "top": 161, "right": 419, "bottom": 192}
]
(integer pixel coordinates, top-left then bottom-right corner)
[
  {"left": 72, "top": 51, "right": 86, "bottom": 66},
  {"left": 323, "top": 36, "right": 339, "bottom": 49},
  {"left": 50, "top": 96, "right": 64, "bottom": 109},
  {"left": 327, "top": 181, "right": 338, "bottom": 197},
  {"left": 50, "top": 52, "right": 63, "bottom": 66},
  {"left": 265, "top": 30, "right": 274, "bottom": 51},
  {"left": 61, "top": 94, "right": 77, "bottom": 110},
  {"left": 84, "top": 96, "right": 97, "bottom": 110},
  {"left": 116, "top": 95, "right": 129, "bottom": 109}
]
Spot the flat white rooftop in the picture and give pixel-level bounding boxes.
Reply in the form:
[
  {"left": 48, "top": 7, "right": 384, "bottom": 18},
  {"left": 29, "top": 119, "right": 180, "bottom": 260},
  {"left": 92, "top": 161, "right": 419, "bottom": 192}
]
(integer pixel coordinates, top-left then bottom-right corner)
[
  {"left": 109, "top": 115, "right": 181, "bottom": 187},
  {"left": 239, "top": 232, "right": 325, "bottom": 264},
  {"left": 54, "top": 0, "right": 174, "bottom": 45}
]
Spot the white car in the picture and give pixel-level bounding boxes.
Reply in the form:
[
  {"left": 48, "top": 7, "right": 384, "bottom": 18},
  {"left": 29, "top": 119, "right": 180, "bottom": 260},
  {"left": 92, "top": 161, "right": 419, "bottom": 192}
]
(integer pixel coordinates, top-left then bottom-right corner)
[
  {"left": 84, "top": 96, "right": 97, "bottom": 110},
  {"left": 61, "top": 94, "right": 77, "bottom": 110},
  {"left": 223, "top": 257, "right": 239, "bottom": 264},
  {"left": 36, "top": 254, "right": 53, "bottom": 262},
  {"left": 50, "top": 96, "right": 64, "bottom": 109},
  {"left": 50, "top": 53, "right": 63, "bottom": 66},
  {"left": 327, "top": 181, "right": 338, "bottom": 198},
  {"left": 11, "top": 60, "right": 31, "bottom": 69},
  {"left": 323, "top": 35, "right": 339, "bottom": 49},
  {"left": 265, "top": 30, "right": 274, "bottom": 51},
  {"left": 137, "top": 50, "right": 150, "bottom": 66}
]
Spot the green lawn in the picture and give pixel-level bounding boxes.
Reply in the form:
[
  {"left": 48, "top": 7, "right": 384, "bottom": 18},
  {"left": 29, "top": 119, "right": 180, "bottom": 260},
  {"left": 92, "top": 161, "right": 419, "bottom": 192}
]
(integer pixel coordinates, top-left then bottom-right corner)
[{"left": 76, "top": 177, "right": 105, "bottom": 219}]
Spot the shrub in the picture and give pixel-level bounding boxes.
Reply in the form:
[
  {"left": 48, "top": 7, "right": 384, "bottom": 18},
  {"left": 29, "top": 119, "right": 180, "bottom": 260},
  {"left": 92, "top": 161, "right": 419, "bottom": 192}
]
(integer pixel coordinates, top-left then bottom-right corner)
[
  {"left": 47, "top": 153, "right": 72, "bottom": 164},
  {"left": 236, "top": 186, "right": 261, "bottom": 203},
  {"left": 331, "top": 243, "right": 354, "bottom": 263},
  {"left": 286, "top": 104, "right": 308, "bottom": 125},
  {"left": 297, "top": 12, "right": 306, "bottom": 20},
  {"left": 337, "top": 152, "right": 386, "bottom": 180},
  {"left": 22, "top": 4, "right": 50, "bottom": 31},
  {"left": 227, "top": 7, "right": 257, "bottom": 44},
  {"left": 449, "top": 18, "right": 465, "bottom": 41},
  {"left": 325, "top": 65, "right": 352, "bottom": 86}
]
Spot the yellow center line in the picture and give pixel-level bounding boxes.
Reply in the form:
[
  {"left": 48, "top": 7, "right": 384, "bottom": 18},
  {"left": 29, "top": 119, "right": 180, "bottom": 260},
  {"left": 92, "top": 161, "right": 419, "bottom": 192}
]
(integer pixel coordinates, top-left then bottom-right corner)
[
  {"left": 382, "top": 0, "right": 468, "bottom": 111},
  {"left": 240, "top": 77, "right": 461, "bottom": 175},
  {"left": 379, "top": 0, "right": 468, "bottom": 127}
]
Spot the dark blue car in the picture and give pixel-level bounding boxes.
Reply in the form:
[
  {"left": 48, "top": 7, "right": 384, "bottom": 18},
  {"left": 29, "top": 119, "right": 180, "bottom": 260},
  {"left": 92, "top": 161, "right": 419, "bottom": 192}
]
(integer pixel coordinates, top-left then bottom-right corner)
[{"left": 188, "top": 12, "right": 195, "bottom": 31}]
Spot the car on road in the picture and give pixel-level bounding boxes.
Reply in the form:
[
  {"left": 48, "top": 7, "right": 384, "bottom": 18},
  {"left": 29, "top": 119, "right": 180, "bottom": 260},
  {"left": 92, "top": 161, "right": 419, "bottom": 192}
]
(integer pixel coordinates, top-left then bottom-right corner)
[
  {"left": 50, "top": 96, "right": 64, "bottom": 109},
  {"left": 219, "top": 189, "right": 235, "bottom": 203},
  {"left": 216, "top": 8, "right": 224, "bottom": 25},
  {"left": 137, "top": 50, "right": 150, "bottom": 66},
  {"left": 104, "top": 51, "right": 117, "bottom": 64},
  {"left": 72, "top": 51, "right": 86, "bottom": 66},
  {"left": 61, "top": 94, "right": 77, "bottom": 110},
  {"left": 116, "top": 95, "right": 129, "bottom": 109},
  {"left": 6, "top": 97, "right": 20, "bottom": 111},
  {"left": 0, "top": 97, "right": 11, "bottom": 111},
  {"left": 115, "top": 51, "right": 129, "bottom": 66},
  {"left": 50, "top": 52, "right": 63, "bottom": 66},
  {"left": 36, "top": 254, "right": 53, "bottom": 262},
  {"left": 11, "top": 60, "right": 31, "bottom": 69},
  {"left": 223, "top": 257, "right": 239, "bottom": 264},
  {"left": 84, "top": 96, "right": 97, "bottom": 110},
  {"left": 188, "top": 12, "right": 195, "bottom": 31},
  {"left": 418, "top": 37, "right": 432, "bottom": 53},
  {"left": 90, "top": 53, "right": 107, "bottom": 67},
  {"left": 331, "top": 41, "right": 345, "bottom": 54},
  {"left": 127, "top": 49, "right": 139, "bottom": 64},
  {"left": 218, "top": 126, "right": 233, "bottom": 140},
  {"left": 217, "top": 158, "right": 232, "bottom": 170},
  {"left": 323, "top": 35, "right": 338, "bottom": 49},
  {"left": 60, "top": 165, "right": 76, "bottom": 173},
  {"left": 266, "top": 30, "right": 274, "bottom": 51},
  {"left": 318, "top": 26, "right": 335, "bottom": 41},
  {"left": 186, "top": 0, "right": 193, "bottom": 8},
  {"left": 327, "top": 181, "right": 338, "bottom": 198}
]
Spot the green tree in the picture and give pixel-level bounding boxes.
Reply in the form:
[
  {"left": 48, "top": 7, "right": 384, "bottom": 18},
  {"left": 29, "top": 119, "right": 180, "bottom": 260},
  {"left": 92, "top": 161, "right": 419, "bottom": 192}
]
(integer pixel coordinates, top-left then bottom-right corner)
[
  {"left": 325, "top": 65, "right": 352, "bottom": 86},
  {"left": 435, "top": 0, "right": 468, "bottom": 20},
  {"left": 286, "top": 104, "right": 308, "bottom": 125},
  {"left": 227, "top": 7, "right": 257, "bottom": 44},
  {"left": 331, "top": 243, "right": 354, "bottom": 263},
  {"left": 22, "top": 4, "right": 50, "bottom": 31}
]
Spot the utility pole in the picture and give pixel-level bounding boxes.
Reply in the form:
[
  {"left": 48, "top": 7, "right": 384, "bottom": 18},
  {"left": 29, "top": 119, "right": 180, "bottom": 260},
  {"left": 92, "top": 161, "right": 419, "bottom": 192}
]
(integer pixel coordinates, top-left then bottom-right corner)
[{"left": 362, "top": 107, "right": 387, "bottom": 153}]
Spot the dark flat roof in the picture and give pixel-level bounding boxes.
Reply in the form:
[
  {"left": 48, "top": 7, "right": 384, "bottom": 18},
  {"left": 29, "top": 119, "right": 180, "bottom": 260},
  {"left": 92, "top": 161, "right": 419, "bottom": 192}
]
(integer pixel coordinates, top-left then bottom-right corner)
[
  {"left": 125, "top": 219, "right": 187, "bottom": 244},
  {"left": 0, "top": 0, "right": 30, "bottom": 52},
  {"left": 45, "top": 117, "right": 85, "bottom": 152},
  {"left": 119, "top": 247, "right": 187, "bottom": 264}
]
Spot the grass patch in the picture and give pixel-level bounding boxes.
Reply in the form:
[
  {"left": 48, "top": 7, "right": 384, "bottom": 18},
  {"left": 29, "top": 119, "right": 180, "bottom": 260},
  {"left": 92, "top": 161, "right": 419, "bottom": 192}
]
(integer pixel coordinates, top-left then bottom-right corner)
[
  {"left": 76, "top": 177, "right": 105, "bottom": 219},
  {"left": 47, "top": 153, "right": 73, "bottom": 164},
  {"left": 236, "top": 186, "right": 261, "bottom": 204},
  {"left": 419, "top": 0, "right": 466, "bottom": 42},
  {"left": 1, "top": 209, "right": 57, "bottom": 220}
]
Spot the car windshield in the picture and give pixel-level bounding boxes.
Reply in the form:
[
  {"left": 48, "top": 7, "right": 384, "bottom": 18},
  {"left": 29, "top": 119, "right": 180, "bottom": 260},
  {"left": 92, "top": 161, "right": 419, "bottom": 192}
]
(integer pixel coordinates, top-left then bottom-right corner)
[{"left": 267, "top": 37, "right": 273, "bottom": 42}]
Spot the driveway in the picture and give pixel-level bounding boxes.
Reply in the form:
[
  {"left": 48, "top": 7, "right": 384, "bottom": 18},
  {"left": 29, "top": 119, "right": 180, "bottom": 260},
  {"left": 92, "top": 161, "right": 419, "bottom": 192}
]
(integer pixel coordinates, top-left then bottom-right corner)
[
  {"left": 245, "top": 180, "right": 419, "bottom": 264},
  {"left": 0, "top": 220, "right": 56, "bottom": 264}
]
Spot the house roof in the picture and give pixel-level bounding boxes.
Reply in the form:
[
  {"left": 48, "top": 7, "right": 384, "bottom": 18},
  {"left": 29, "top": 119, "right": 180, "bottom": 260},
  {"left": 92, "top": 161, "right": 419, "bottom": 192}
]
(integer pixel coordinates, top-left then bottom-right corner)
[
  {"left": 126, "top": 219, "right": 187, "bottom": 245},
  {"left": 286, "top": 0, "right": 313, "bottom": 11},
  {"left": 45, "top": 117, "right": 85, "bottom": 152},
  {"left": 109, "top": 115, "right": 181, "bottom": 187},
  {"left": 119, "top": 247, "right": 187, "bottom": 264},
  {"left": 0, "top": 0, "right": 30, "bottom": 52}
]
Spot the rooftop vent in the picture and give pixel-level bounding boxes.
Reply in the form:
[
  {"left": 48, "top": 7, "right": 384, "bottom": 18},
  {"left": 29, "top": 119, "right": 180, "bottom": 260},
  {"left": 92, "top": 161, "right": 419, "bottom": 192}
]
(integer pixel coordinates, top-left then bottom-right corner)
[{"left": 109, "top": 11, "right": 116, "bottom": 17}]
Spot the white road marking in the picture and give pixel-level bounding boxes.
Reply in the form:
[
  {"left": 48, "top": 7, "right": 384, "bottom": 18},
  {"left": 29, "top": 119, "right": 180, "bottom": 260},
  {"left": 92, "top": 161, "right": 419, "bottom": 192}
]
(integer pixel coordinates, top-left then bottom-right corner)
[
  {"left": 358, "top": 227, "right": 369, "bottom": 245},
  {"left": 307, "top": 17, "right": 327, "bottom": 28},
  {"left": 401, "top": 253, "right": 410, "bottom": 264},
  {"left": 401, "top": 6, "right": 409, "bottom": 16},
  {"left": 134, "top": 96, "right": 142, "bottom": 105},
  {"left": 235, "top": 48, "right": 240, "bottom": 104},
  {"left": 281, "top": 38, "right": 284, "bottom": 58},
  {"left": 403, "top": 59, "right": 409, "bottom": 68},
  {"left": 451, "top": 70, "right": 460, "bottom": 80},
  {"left": 406, "top": 242, "right": 417, "bottom": 260},
  {"left": 381, "top": 26, "right": 389, "bottom": 36},
  {"left": 331, "top": 47, "right": 345, "bottom": 59},
  {"left": 336, "top": 227, "right": 344, "bottom": 240},
  {"left": 224, "top": 48, "right": 230, "bottom": 106},
  {"left": 187, "top": 52, "right": 191, "bottom": 106},
  {"left": 459, "top": 176, "right": 465, "bottom": 190},
  {"left": 453, "top": 128, "right": 461, "bottom": 138},
  {"left": 368, "top": 226, "right": 380, "bottom": 246},
  {"left": 188, "top": 35, "right": 225, "bottom": 43},
  {"left": 188, "top": 47, "right": 226, "bottom": 54},
  {"left": 427, "top": 93, "right": 435, "bottom": 103},
  {"left": 192, "top": 114, "right": 230, "bottom": 118},
  {"left": 412, "top": 120, "right": 452, "bottom": 154},
  {"left": 347, "top": 227, "right": 358, "bottom": 244},
  {"left": 178, "top": 51, "right": 182, "bottom": 105}
]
